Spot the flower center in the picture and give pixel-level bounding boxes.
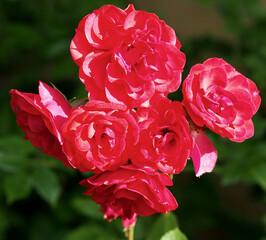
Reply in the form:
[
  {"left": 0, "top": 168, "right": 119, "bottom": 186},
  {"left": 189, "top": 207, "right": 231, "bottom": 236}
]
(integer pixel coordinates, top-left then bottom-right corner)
[
  {"left": 114, "top": 39, "right": 159, "bottom": 81},
  {"left": 207, "top": 90, "right": 234, "bottom": 115},
  {"left": 161, "top": 128, "right": 171, "bottom": 136},
  {"left": 153, "top": 128, "right": 179, "bottom": 156}
]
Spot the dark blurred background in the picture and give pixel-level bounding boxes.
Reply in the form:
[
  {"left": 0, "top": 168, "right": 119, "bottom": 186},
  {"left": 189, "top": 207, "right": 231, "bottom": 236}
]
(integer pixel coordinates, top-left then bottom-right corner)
[{"left": 0, "top": 0, "right": 266, "bottom": 239}]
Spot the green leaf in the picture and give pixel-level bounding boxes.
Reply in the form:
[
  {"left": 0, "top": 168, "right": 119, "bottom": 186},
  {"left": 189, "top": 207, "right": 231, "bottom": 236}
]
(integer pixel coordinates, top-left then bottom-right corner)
[
  {"left": 71, "top": 196, "right": 103, "bottom": 220},
  {"left": 0, "top": 135, "right": 35, "bottom": 155},
  {"left": 70, "top": 97, "right": 89, "bottom": 108},
  {"left": 30, "top": 167, "right": 61, "bottom": 206},
  {"left": 251, "top": 162, "right": 266, "bottom": 191},
  {"left": 161, "top": 228, "right": 188, "bottom": 240},
  {"left": 147, "top": 212, "right": 179, "bottom": 240},
  {"left": 4, "top": 172, "right": 32, "bottom": 204},
  {"left": 0, "top": 152, "right": 28, "bottom": 173},
  {"left": 64, "top": 224, "right": 118, "bottom": 240},
  {"left": 0, "top": 135, "right": 33, "bottom": 173}
]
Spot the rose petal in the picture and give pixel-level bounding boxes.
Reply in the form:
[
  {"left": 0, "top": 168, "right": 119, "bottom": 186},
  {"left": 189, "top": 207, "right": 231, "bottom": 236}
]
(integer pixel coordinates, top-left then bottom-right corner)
[{"left": 191, "top": 131, "right": 217, "bottom": 177}]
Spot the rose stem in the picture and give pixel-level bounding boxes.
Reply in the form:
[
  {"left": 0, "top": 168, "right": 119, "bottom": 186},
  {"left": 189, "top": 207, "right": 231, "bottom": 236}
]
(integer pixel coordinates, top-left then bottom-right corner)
[{"left": 126, "top": 224, "right": 134, "bottom": 240}]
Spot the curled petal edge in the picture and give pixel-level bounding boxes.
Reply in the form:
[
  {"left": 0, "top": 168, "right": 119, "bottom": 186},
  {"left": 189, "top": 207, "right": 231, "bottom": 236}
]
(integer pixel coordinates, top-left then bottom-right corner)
[{"left": 191, "top": 131, "right": 217, "bottom": 177}]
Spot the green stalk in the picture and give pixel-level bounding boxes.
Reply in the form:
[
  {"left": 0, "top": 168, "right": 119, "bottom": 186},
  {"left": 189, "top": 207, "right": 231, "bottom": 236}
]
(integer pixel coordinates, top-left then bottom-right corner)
[{"left": 125, "top": 224, "right": 135, "bottom": 240}]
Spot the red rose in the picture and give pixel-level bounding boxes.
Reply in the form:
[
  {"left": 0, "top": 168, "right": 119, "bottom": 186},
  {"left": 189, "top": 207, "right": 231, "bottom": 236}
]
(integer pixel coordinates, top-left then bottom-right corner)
[
  {"left": 10, "top": 81, "right": 72, "bottom": 165},
  {"left": 182, "top": 58, "right": 261, "bottom": 142},
  {"left": 61, "top": 101, "right": 139, "bottom": 172},
  {"left": 80, "top": 165, "right": 178, "bottom": 227},
  {"left": 70, "top": 4, "right": 185, "bottom": 108},
  {"left": 132, "top": 99, "right": 194, "bottom": 174}
]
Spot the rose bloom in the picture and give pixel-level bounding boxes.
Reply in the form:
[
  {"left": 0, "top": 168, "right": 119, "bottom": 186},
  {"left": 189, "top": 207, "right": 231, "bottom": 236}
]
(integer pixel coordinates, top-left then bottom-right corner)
[
  {"left": 10, "top": 81, "right": 72, "bottom": 165},
  {"left": 70, "top": 4, "right": 186, "bottom": 108},
  {"left": 80, "top": 165, "right": 178, "bottom": 227},
  {"left": 182, "top": 58, "right": 261, "bottom": 142},
  {"left": 61, "top": 101, "right": 139, "bottom": 173},
  {"left": 132, "top": 99, "right": 194, "bottom": 174}
]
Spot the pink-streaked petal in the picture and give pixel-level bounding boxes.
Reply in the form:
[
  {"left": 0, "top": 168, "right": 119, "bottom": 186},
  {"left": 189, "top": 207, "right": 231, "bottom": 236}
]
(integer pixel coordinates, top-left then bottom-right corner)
[
  {"left": 203, "top": 57, "right": 226, "bottom": 69},
  {"left": 82, "top": 51, "right": 111, "bottom": 89},
  {"left": 70, "top": 15, "right": 95, "bottom": 66},
  {"left": 38, "top": 82, "right": 71, "bottom": 120},
  {"left": 191, "top": 131, "right": 217, "bottom": 177},
  {"left": 38, "top": 81, "right": 72, "bottom": 140},
  {"left": 124, "top": 4, "right": 135, "bottom": 14},
  {"left": 199, "top": 67, "right": 227, "bottom": 91},
  {"left": 10, "top": 89, "right": 41, "bottom": 115}
]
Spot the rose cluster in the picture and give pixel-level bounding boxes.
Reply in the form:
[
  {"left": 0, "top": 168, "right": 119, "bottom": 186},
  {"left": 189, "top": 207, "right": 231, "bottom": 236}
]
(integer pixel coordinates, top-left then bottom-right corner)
[{"left": 10, "top": 4, "right": 261, "bottom": 228}]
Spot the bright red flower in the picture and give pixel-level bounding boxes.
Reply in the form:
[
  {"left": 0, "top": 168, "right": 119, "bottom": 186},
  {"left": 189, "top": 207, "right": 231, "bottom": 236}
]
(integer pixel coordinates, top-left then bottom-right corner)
[
  {"left": 61, "top": 101, "right": 139, "bottom": 173},
  {"left": 182, "top": 58, "right": 261, "bottom": 142},
  {"left": 80, "top": 164, "right": 178, "bottom": 227},
  {"left": 70, "top": 4, "right": 185, "bottom": 108},
  {"left": 132, "top": 99, "right": 194, "bottom": 174},
  {"left": 9, "top": 81, "right": 72, "bottom": 165}
]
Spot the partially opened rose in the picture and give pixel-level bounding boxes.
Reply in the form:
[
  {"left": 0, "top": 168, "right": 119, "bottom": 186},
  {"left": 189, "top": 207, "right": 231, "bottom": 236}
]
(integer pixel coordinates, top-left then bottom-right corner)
[
  {"left": 10, "top": 82, "right": 72, "bottom": 165},
  {"left": 61, "top": 101, "right": 139, "bottom": 173},
  {"left": 132, "top": 99, "right": 194, "bottom": 174},
  {"left": 182, "top": 58, "right": 261, "bottom": 142},
  {"left": 71, "top": 4, "right": 186, "bottom": 108},
  {"left": 80, "top": 164, "right": 178, "bottom": 228}
]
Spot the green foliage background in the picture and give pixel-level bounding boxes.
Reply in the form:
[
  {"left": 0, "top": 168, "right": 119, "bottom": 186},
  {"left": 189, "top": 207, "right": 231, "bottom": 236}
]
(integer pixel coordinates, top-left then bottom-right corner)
[{"left": 0, "top": 0, "right": 265, "bottom": 239}]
